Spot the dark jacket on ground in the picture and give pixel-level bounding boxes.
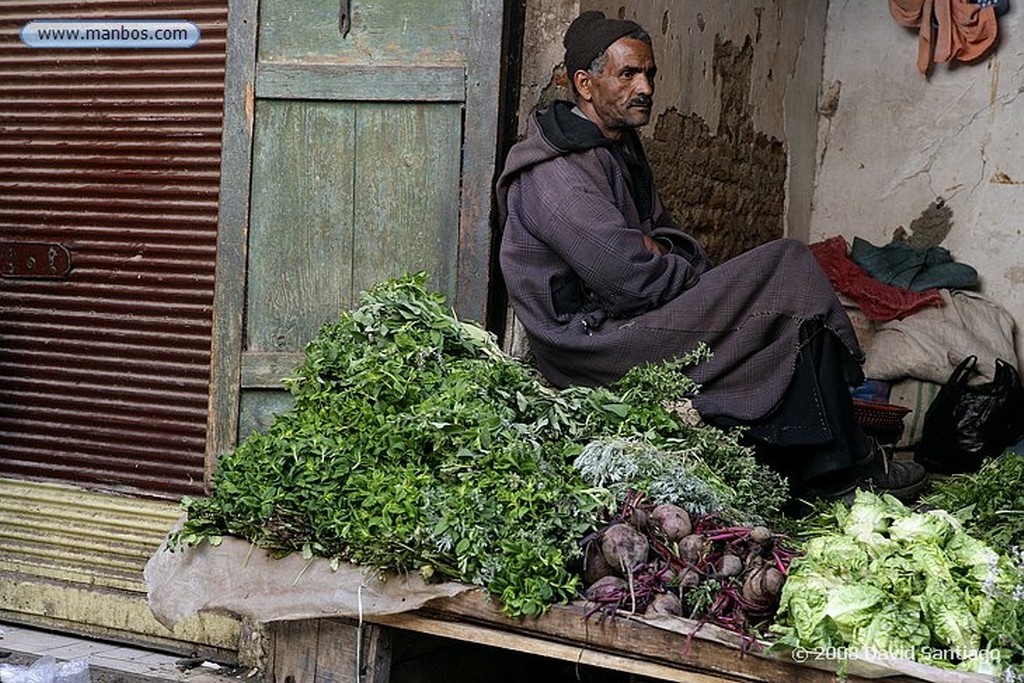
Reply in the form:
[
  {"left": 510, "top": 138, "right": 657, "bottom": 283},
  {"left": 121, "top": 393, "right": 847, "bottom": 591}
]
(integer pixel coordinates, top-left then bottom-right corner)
[{"left": 496, "top": 101, "right": 863, "bottom": 426}]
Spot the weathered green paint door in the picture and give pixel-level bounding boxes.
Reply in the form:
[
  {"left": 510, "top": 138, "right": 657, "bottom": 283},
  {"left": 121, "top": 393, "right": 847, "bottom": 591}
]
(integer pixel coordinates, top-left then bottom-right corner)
[{"left": 208, "top": 0, "right": 502, "bottom": 458}]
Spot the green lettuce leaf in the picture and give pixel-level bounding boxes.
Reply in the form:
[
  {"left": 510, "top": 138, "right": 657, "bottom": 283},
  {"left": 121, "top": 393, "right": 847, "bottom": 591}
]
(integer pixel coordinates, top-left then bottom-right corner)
[
  {"left": 860, "top": 602, "right": 930, "bottom": 655},
  {"left": 923, "top": 577, "right": 980, "bottom": 652},
  {"left": 888, "top": 508, "right": 959, "bottom": 548},
  {"left": 867, "top": 551, "right": 924, "bottom": 603},
  {"left": 943, "top": 529, "right": 999, "bottom": 586},
  {"left": 799, "top": 534, "right": 870, "bottom": 580},
  {"left": 774, "top": 572, "right": 842, "bottom": 647},
  {"left": 840, "top": 491, "right": 904, "bottom": 555},
  {"left": 823, "top": 583, "right": 888, "bottom": 642}
]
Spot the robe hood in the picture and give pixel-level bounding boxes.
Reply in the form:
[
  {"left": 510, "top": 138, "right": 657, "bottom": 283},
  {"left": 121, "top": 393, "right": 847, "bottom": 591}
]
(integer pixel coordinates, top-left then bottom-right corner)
[{"left": 495, "top": 100, "right": 651, "bottom": 229}]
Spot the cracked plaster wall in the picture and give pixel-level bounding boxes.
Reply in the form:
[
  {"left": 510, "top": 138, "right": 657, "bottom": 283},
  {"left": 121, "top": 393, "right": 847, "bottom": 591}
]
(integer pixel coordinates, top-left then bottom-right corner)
[
  {"left": 510, "top": 1, "right": 827, "bottom": 263},
  {"left": 810, "top": 1, "right": 1024, "bottom": 370}
]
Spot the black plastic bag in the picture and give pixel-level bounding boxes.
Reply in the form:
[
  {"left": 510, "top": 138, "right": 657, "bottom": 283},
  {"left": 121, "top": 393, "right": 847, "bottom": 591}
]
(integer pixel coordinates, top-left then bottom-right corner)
[{"left": 917, "top": 355, "right": 1024, "bottom": 474}]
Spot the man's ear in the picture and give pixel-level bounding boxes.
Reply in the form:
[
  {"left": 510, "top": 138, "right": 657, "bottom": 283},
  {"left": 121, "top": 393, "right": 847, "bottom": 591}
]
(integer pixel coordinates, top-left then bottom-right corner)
[{"left": 573, "top": 70, "right": 593, "bottom": 102}]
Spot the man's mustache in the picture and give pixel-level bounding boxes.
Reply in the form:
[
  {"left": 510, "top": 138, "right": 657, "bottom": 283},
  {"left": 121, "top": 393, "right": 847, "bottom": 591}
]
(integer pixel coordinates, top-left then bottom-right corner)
[{"left": 628, "top": 95, "right": 653, "bottom": 108}]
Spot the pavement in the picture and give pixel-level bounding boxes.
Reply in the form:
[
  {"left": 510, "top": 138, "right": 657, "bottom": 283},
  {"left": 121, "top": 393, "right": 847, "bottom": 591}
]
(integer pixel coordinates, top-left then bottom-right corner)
[{"left": 0, "top": 623, "right": 251, "bottom": 683}]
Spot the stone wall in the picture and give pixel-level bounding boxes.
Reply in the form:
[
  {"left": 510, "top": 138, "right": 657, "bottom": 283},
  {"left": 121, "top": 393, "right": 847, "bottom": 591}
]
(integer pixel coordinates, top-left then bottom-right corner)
[{"left": 645, "top": 36, "right": 786, "bottom": 261}]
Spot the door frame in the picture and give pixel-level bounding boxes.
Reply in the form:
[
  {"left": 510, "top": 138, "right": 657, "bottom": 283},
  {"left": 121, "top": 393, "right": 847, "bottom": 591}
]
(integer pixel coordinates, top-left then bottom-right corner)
[{"left": 204, "top": 0, "right": 505, "bottom": 475}]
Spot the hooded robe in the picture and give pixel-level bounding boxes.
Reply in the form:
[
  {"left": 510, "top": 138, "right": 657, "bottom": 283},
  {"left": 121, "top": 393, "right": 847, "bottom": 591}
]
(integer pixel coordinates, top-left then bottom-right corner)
[{"left": 496, "top": 101, "right": 864, "bottom": 426}]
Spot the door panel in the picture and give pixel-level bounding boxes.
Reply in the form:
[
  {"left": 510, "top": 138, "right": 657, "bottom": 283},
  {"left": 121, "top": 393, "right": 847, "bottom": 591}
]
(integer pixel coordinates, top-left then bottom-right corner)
[
  {"left": 351, "top": 103, "right": 462, "bottom": 299},
  {"left": 257, "top": 0, "right": 470, "bottom": 65},
  {"left": 246, "top": 99, "right": 462, "bottom": 356},
  {"left": 207, "top": 0, "right": 502, "bottom": 460},
  {"left": 247, "top": 101, "right": 357, "bottom": 352}
]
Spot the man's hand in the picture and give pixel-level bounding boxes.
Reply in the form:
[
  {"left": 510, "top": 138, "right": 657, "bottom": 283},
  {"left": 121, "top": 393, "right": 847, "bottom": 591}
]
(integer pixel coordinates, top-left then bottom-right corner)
[{"left": 643, "top": 234, "right": 668, "bottom": 255}]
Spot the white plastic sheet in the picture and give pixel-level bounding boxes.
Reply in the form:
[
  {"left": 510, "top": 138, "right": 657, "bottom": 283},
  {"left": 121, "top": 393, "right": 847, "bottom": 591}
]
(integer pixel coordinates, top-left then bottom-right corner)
[{"left": 0, "top": 657, "right": 89, "bottom": 683}]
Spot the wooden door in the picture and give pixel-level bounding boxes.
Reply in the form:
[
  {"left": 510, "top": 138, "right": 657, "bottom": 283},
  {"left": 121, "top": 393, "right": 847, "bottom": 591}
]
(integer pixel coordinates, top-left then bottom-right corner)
[{"left": 207, "top": 0, "right": 503, "bottom": 458}]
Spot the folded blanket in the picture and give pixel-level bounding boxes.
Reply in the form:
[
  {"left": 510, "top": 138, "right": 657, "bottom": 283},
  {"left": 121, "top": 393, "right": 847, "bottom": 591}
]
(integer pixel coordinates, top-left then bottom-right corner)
[{"left": 810, "top": 236, "right": 944, "bottom": 322}]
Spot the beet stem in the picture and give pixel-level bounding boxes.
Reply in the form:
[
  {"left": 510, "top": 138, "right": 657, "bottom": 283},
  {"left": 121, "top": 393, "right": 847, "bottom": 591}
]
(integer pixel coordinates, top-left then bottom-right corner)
[{"left": 772, "top": 550, "right": 788, "bottom": 575}]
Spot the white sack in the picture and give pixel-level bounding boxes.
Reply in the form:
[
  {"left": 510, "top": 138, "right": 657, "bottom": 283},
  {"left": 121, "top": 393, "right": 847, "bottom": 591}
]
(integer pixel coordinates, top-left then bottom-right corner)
[{"left": 864, "top": 289, "right": 1019, "bottom": 384}]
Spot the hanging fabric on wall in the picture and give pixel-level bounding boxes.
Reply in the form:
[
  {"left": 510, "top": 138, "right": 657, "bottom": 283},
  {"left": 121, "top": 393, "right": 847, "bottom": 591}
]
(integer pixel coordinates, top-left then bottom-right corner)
[{"left": 890, "top": 0, "right": 1001, "bottom": 76}]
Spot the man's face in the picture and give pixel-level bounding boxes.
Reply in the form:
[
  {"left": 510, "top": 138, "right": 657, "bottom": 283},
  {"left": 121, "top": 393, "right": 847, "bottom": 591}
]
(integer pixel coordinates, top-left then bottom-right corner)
[{"left": 576, "top": 37, "right": 657, "bottom": 140}]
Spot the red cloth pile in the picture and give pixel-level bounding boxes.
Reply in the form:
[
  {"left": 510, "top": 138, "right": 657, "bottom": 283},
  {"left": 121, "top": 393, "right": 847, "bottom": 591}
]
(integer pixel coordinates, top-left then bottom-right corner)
[{"left": 810, "top": 235, "right": 944, "bottom": 322}]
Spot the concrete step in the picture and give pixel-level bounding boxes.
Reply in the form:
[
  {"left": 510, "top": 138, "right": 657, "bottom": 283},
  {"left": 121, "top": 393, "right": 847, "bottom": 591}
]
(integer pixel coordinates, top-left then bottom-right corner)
[{"left": 0, "top": 623, "right": 250, "bottom": 683}]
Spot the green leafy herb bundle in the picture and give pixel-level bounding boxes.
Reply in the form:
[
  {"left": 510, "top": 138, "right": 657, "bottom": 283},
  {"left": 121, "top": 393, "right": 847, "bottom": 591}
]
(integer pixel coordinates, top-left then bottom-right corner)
[
  {"left": 573, "top": 437, "right": 787, "bottom": 523},
  {"left": 171, "top": 274, "right": 785, "bottom": 617},
  {"left": 921, "top": 452, "right": 1024, "bottom": 549},
  {"left": 771, "top": 490, "right": 1023, "bottom": 677}
]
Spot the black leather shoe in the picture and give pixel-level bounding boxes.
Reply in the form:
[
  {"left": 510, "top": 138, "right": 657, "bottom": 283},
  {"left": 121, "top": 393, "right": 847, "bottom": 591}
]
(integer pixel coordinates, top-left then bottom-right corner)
[
  {"left": 803, "top": 451, "right": 927, "bottom": 504},
  {"left": 857, "top": 458, "right": 927, "bottom": 502}
]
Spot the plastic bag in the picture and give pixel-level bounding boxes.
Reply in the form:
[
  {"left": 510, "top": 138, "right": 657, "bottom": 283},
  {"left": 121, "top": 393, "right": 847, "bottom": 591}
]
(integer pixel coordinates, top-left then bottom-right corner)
[
  {"left": 0, "top": 656, "right": 90, "bottom": 683},
  {"left": 917, "top": 355, "right": 1024, "bottom": 474}
]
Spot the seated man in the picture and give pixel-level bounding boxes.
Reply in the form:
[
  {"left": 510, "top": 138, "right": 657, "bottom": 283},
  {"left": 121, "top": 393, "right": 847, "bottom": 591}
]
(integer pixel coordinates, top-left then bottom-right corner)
[{"left": 495, "top": 10, "right": 925, "bottom": 503}]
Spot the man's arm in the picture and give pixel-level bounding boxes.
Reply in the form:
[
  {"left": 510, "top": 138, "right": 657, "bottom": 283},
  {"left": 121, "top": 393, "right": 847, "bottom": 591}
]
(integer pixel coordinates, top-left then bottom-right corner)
[
  {"left": 512, "top": 157, "right": 701, "bottom": 318},
  {"left": 647, "top": 191, "right": 711, "bottom": 270}
]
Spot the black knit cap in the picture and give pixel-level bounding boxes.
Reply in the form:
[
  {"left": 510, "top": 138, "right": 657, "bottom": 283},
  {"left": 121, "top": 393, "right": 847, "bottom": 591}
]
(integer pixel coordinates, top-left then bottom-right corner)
[{"left": 563, "top": 10, "right": 643, "bottom": 82}]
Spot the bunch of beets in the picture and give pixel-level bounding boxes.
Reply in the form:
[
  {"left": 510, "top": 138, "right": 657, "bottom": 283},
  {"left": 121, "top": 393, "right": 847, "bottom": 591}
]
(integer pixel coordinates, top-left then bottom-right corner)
[{"left": 580, "top": 491, "right": 798, "bottom": 640}]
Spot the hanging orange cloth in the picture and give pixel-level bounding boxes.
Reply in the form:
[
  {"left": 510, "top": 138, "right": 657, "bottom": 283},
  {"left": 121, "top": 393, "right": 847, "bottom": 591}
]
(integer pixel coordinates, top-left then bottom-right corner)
[{"left": 890, "top": 0, "right": 998, "bottom": 76}]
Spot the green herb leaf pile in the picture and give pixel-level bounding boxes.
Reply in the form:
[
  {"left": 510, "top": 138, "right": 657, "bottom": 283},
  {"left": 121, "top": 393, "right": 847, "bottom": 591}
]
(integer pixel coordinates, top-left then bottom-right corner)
[
  {"left": 170, "top": 273, "right": 785, "bottom": 618},
  {"left": 921, "top": 452, "right": 1024, "bottom": 549},
  {"left": 573, "top": 437, "right": 787, "bottom": 523}
]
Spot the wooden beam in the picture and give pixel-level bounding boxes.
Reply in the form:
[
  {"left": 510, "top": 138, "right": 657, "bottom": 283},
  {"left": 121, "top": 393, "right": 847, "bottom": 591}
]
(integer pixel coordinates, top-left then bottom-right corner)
[
  {"left": 372, "top": 611, "right": 738, "bottom": 683},
  {"left": 369, "top": 591, "right": 923, "bottom": 683},
  {"left": 206, "top": 0, "right": 259, "bottom": 480},
  {"left": 256, "top": 63, "right": 466, "bottom": 102},
  {"left": 455, "top": 0, "right": 504, "bottom": 325}
]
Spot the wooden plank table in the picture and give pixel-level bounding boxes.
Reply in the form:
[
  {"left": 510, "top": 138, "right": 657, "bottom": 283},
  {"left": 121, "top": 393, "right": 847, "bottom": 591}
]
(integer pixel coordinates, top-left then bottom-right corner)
[{"left": 360, "top": 590, "right": 924, "bottom": 683}]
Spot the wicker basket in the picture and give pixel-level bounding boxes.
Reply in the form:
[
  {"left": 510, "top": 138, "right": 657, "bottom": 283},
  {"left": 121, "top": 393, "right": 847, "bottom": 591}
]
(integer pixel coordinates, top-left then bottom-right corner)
[{"left": 853, "top": 399, "right": 911, "bottom": 444}]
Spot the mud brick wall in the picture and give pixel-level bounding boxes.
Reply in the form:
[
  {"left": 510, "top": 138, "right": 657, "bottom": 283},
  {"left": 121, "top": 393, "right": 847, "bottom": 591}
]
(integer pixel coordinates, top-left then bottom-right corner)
[{"left": 646, "top": 37, "right": 786, "bottom": 265}]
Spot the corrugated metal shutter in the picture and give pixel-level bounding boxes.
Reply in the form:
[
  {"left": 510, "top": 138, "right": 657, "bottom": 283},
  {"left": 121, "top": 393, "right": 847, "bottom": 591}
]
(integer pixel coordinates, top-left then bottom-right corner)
[
  {"left": 0, "top": 478, "right": 240, "bottom": 656},
  {"left": 0, "top": 1, "right": 226, "bottom": 498}
]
